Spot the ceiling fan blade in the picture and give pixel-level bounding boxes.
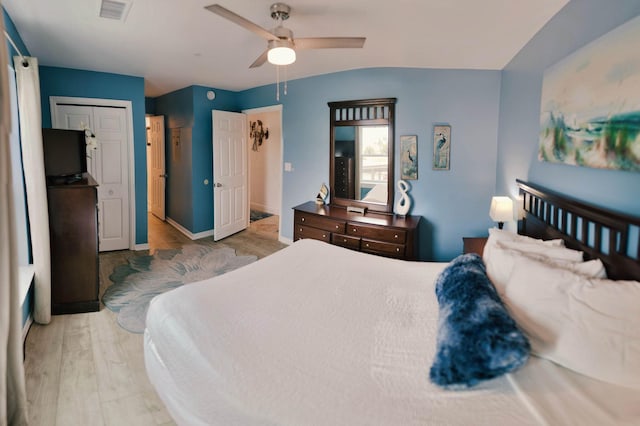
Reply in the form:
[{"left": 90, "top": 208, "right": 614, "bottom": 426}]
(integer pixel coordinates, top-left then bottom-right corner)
[
  {"left": 205, "top": 4, "right": 279, "bottom": 42},
  {"left": 249, "top": 50, "right": 269, "bottom": 68},
  {"left": 295, "top": 37, "right": 366, "bottom": 50}
]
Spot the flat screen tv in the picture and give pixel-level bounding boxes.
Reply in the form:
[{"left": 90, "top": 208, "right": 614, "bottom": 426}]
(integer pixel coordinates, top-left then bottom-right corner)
[{"left": 42, "top": 128, "right": 87, "bottom": 179}]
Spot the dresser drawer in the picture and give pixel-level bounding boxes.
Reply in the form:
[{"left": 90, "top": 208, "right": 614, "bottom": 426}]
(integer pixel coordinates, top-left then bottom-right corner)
[
  {"left": 361, "top": 239, "right": 405, "bottom": 258},
  {"left": 295, "top": 212, "right": 346, "bottom": 233},
  {"left": 294, "top": 225, "right": 331, "bottom": 242},
  {"left": 331, "top": 234, "right": 361, "bottom": 250},
  {"left": 346, "top": 223, "right": 406, "bottom": 244}
]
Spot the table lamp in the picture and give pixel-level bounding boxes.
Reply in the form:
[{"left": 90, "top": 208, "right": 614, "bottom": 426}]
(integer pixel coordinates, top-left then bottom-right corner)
[{"left": 489, "top": 196, "right": 514, "bottom": 229}]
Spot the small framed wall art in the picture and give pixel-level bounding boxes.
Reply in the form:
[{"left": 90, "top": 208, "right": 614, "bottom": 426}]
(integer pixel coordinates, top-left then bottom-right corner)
[
  {"left": 400, "top": 135, "right": 418, "bottom": 180},
  {"left": 433, "top": 125, "right": 451, "bottom": 170}
]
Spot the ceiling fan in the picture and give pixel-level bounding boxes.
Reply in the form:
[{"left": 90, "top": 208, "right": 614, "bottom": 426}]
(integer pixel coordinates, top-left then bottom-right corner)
[{"left": 205, "top": 3, "right": 366, "bottom": 68}]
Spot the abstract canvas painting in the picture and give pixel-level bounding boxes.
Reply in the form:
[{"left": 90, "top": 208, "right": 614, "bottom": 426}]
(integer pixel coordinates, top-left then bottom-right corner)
[{"left": 539, "top": 15, "right": 640, "bottom": 173}]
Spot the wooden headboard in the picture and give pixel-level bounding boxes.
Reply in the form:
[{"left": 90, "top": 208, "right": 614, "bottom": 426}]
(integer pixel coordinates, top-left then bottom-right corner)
[{"left": 516, "top": 180, "right": 640, "bottom": 281}]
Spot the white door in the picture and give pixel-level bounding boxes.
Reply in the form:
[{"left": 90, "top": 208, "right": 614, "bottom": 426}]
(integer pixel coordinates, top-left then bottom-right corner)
[
  {"left": 213, "top": 110, "right": 248, "bottom": 241},
  {"left": 53, "top": 104, "right": 130, "bottom": 251},
  {"left": 148, "top": 116, "right": 166, "bottom": 220}
]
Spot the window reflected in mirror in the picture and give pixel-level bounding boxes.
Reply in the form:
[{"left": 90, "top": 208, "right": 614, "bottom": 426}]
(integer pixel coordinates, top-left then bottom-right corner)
[{"left": 334, "top": 126, "right": 389, "bottom": 203}]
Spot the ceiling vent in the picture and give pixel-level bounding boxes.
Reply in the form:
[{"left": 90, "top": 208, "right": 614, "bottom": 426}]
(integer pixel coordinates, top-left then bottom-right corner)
[{"left": 99, "top": 0, "right": 132, "bottom": 21}]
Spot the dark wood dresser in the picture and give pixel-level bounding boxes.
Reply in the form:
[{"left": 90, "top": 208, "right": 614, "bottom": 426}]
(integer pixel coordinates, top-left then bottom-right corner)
[
  {"left": 293, "top": 201, "right": 420, "bottom": 260},
  {"left": 47, "top": 173, "right": 100, "bottom": 314}
]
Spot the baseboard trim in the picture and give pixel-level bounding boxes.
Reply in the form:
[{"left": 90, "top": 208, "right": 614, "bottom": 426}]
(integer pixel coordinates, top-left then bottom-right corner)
[
  {"left": 134, "top": 243, "right": 150, "bottom": 251},
  {"left": 166, "top": 217, "right": 214, "bottom": 240},
  {"left": 279, "top": 236, "right": 293, "bottom": 245}
]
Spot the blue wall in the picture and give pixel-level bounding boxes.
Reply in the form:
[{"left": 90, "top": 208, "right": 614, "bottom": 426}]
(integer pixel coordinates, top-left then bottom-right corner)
[
  {"left": 154, "top": 85, "right": 239, "bottom": 234},
  {"left": 39, "top": 66, "right": 148, "bottom": 244},
  {"left": 238, "top": 68, "right": 502, "bottom": 260},
  {"left": 496, "top": 0, "right": 640, "bottom": 216},
  {"left": 191, "top": 86, "right": 239, "bottom": 233},
  {"left": 155, "top": 86, "right": 195, "bottom": 230}
]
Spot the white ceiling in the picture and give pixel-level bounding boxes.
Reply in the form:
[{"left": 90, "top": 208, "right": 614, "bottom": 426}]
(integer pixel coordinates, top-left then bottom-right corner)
[{"left": 3, "top": 0, "right": 569, "bottom": 97}]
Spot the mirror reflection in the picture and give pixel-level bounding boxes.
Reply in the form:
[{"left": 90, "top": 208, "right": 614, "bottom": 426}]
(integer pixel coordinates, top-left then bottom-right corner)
[
  {"left": 329, "top": 98, "right": 396, "bottom": 213},
  {"left": 333, "top": 126, "right": 389, "bottom": 204}
]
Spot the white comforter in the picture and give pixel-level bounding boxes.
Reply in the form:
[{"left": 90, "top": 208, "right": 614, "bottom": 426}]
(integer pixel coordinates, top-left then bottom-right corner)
[{"left": 144, "top": 239, "right": 639, "bottom": 426}]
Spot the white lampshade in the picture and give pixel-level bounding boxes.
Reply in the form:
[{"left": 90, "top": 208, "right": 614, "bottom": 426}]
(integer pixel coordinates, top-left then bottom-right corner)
[
  {"left": 489, "top": 196, "right": 514, "bottom": 228},
  {"left": 268, "top": 46, "right": 296, "bottom": 66}
]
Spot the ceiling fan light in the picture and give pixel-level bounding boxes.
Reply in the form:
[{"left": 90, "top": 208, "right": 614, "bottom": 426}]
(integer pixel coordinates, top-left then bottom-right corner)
[{"left": 268, "top": 46, "right": 296, "bottom": 65}]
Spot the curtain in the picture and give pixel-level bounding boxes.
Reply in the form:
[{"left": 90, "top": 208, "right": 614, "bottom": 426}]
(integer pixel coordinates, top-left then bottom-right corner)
[
  {"left": 14, "top": 56, "right": 51, "bottom": 324},
  {"left": 0, "top": 12, "right": 29, "bottom": 425}
]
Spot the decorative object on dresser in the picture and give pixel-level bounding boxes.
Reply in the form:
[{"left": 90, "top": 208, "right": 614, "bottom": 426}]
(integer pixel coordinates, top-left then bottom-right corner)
[
  {"left": 316, "top": 182, "right": 329, "bottom": 205},
  {"left": 47, "top": 173, "right": 99, "bottom": 314},
  {"left": 489, "top": 196, "right": 514, "bottom": 229},
  {"left": 293, "top": 202, "right": 419, "bottom": 260},
  {"left": 394, "top": 179, "right": 411, "bottom": 216}
]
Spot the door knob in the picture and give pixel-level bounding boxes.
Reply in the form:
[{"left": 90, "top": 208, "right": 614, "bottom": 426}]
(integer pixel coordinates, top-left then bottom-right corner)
[
  {"left": 159, "top": 174, "right": 168, "bottom": 178},
  {"left": 215, "top": 182, "right": 223, "bottom": 187}
]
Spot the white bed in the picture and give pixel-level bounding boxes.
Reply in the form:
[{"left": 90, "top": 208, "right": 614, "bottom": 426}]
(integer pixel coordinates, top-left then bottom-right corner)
[
  {"left": 144, "top": 238, "right": 640, "bottom": 425},
  {"left": 144, "top": 181, "right": 640, "bottom": 425}
]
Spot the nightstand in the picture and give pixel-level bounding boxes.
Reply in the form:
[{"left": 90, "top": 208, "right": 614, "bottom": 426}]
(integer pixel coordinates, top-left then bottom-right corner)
[{"left": 463, "top": 237, "right": 488, "bottom": 257}]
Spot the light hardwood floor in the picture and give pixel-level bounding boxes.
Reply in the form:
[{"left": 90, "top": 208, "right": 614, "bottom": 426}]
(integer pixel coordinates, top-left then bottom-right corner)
[{"left": 24, "top": 214, "right": 286, "bottom": 426}]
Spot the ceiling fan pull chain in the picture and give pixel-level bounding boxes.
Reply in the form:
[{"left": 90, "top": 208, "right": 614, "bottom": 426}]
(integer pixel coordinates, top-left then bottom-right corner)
[
  {"left": 276, "top": 65, "right": 280, "bottom": 101},
  {"left": 284, "top": 66, "right": 288, "bottom": 96}
]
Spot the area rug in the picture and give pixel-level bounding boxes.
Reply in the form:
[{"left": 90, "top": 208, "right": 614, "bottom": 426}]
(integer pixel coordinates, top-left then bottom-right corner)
[
  {"left": 103, "top": 244, "right": 257, "bottom": 333},
  {"left": 250, "top": 209, "right": 273, "bottom": 222}
]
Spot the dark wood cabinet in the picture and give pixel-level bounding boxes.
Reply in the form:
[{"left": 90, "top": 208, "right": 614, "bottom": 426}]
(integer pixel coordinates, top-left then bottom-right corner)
[
  {"left": 47, "top": 174, "right": 100, "bottom": 314},
  {"left": 463, "top": 237, "right": 488, "bottom": 257},
  {"left": 333, "top": 157, "right": 355, "bottom": 199},
  {"left": 293, "top": 201, "right": 420, "bottom": 260}
]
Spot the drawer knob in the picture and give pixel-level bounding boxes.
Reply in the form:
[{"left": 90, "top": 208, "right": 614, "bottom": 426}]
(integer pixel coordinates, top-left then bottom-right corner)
[
  {"left": 301, "top": 217, "right": 305, "bottom": 222},
  {"left": 365, "top": 243, "right": 369, "bottom": 247},
  {"left": 396, "top": 248, "right": 400, "bottom": 252},
  {"left": 299, "top": 228, "right": 303, "bottom": 232},
  {"left": 353, "top": 228, "right": 357, "bottom": 232},
  {"left": 322, "top": 234, "right": 326, "bottom": 238},
  {"left": 335, "top": 225, "right": 339, "bottom": 229},
  {"left": 394, "top": 234, "right": 398, "bottom": 239},
  {"left": 343, "top": 239, "right": 347, "bottom": 242}
]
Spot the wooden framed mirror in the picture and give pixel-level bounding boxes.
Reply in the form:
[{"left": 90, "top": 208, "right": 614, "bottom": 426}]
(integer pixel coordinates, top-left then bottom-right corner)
[{"left": 329, "top": 98, "right": 396, "bottom": 213}]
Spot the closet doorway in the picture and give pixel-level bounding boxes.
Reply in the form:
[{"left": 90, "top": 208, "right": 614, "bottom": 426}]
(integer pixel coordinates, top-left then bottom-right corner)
[{"left": 50, "top": 97, "right": 135, "bottom": 251}]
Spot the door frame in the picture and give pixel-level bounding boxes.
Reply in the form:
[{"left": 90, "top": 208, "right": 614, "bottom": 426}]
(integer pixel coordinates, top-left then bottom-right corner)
[
  {"left": 50, "top": 96, "right": 137, "bottom": 250},
  {"left": 147, "top": 115, "right": 166, "bottom": 220},
  {"left": 242, "top": 104, "right": 283, "bottom": 242}
]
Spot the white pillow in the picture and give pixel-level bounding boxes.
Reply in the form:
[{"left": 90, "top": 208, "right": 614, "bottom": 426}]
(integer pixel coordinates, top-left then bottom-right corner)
[
  {"left": 496, "top": 240, "right": 584, "bottom": 262},
  {"left": 483, "top": 228, "right": 588, "bottom": 293},
  {"left": 486, "top": 246, "right": 605, "bottom": 295},
  {"left": 504, "top": 257, "right": 640, "bottom": 390},
  {"left": 483, "top": 228, "right": 565, "bottom": 275},
  {"left": 486, "top": 227, "right": 565, "bottom": 247}
]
